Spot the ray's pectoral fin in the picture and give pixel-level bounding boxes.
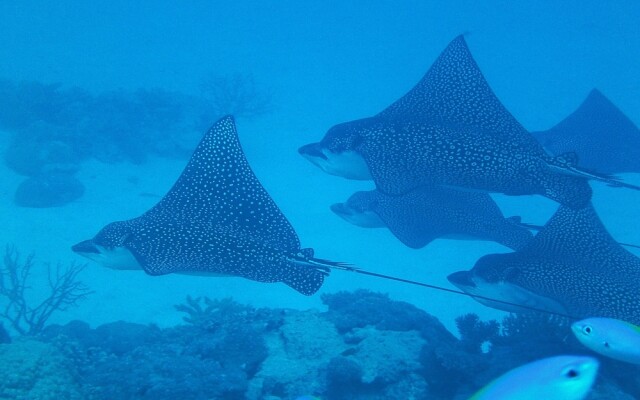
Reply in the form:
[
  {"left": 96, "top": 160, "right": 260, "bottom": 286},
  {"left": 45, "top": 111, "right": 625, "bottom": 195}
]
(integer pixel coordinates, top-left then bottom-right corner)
[
  {"left": 282, "top": 248, "right": 329, "bottom": 296},
  {"left": 384, "top": 217, "right": 438, "bottom": 249},
  {"left": 283, "top": 248, "right": 358, "bottom": 295},
  {"left": 537, "top": 168, "right": 593, "bottom": 210},
  {"left": 362, "top": 144, "right": 421, "bottom": 196},
  {"left": 280, "top": 265, "right": 326, "bottom": 296}
]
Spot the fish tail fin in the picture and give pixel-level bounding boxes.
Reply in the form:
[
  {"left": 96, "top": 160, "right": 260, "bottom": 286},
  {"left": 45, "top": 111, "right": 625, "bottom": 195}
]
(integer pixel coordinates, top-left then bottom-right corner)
[{"left": 547, "top": 152, "right": 640, "bottom": 190}]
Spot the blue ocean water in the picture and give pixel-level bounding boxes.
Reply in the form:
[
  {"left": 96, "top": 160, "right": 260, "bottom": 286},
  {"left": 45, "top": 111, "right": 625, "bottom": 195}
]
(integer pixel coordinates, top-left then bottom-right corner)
[{"left": 0, "top": 1, "right": 639, "bottom": 398}]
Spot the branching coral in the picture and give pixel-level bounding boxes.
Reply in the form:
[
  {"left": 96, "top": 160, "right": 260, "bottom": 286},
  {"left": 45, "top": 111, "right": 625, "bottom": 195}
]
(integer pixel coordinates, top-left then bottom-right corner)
[
  {"left": 455, "top": 313, "right": 499, "bottom": 354},
  {"left": 0, "top": 245, "right": 92, "bottom": 335},
  {"left": 174, "top": 296, "right": 250, "bottom": 331}
]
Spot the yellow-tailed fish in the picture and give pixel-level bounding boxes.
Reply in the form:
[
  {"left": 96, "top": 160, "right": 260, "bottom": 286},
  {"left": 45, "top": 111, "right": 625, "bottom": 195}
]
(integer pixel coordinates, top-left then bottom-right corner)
[
  {"left": 470, "top": 355, "right": 598, "bottom": 400},
  {"left": 572, "top": 317, "right": 640, "bottom": 364}
]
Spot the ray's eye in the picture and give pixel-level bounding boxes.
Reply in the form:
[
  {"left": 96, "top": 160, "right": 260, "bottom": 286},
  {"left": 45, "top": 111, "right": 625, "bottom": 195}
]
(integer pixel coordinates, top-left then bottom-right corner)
[{"left": 582, "top": 325, "right": 592, "bottom": 335}]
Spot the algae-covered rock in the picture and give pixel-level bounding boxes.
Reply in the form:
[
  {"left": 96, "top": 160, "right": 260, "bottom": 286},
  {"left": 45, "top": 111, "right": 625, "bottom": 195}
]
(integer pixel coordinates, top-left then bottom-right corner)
[
  {"left": 321, "top": 290, "right": 456, "bottom": 346},
  {"left": 0, "top": 339, "right": 82, "bottom": 400},
  {"left": 4, "top": 132, "right": 80, "bottom": 177},
  {"left": 247, "top": 310, "right": 347, "bottom": 399},
  {"left": 323, "top": 327, "right": 430, "bottom": 400},
  {"left": 14, "top": 173, "right": 85, "bottom": 208},
  {"left": 347, "top": 326, "right": 425, "bottom": 385}
]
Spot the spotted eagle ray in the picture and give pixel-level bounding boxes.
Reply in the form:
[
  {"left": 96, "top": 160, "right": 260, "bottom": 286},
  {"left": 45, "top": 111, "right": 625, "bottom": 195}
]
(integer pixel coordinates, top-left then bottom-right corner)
[
  {"left": 533, "top": 89, "right": 640, "bottom": 174},
  {"left": 72, "top": 116, "right": 345, "bottom": 295},
  {"left": 299, "top": 35, "right": 640, "bottom": 209},
  {"left": 331, "top": 187, "right": 533, "bottom": 250},
  {"left": 448, "top": 203, "right": 640, "bottom": 323}
]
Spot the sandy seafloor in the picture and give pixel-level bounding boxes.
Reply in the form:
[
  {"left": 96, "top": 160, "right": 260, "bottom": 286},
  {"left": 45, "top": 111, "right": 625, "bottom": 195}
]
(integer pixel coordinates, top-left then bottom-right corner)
[{"left": 0, "top": 1, "right": 639, "bottom": 336}]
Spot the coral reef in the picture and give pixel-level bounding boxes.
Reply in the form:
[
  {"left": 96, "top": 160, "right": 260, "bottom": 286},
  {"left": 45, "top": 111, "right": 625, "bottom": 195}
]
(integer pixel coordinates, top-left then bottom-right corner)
[
  {"left": 490, "top": 313, "right": 574, "bottom": 362},
  {"left": 0, "top": 77, "right": 273, "bottom": 208},
  {"left": 248, "top": 310, "right": 347, "bottom": 398},
  {"left": 0, "top": 338, "right": 83, "bottom": 399},
  {"left": 0, "top": 77, "right": 272, "bottom": 170},
  {"left": 1, "top": 290, "right": 638, "bottom": 399},
  {"left": 321, "top": 289, "right": 454, "bottom": 339},
  {"left": 4, "top": 127, "right": 80, "bottom": 177},
  {"left": 0, "top": 246, "right": 92, "bottom": 335},
  {"left": 350, "top": 327, "right": 424, "bottom": 385},
  {"left": 47, "top": 301, "right": 271, "bottom": 399},
  {"left": 455, "top": 313, "right": 499, "bottom": 354}
]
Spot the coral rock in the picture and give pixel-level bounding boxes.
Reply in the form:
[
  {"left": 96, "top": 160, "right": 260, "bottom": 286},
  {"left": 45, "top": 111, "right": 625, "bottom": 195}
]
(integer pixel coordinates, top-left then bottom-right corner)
[
  {"left": 14, "top": 173, "right": 85, "bottom": 208},
  {"left": 0, "top": 338, "right": 82, "bottom": 399}
]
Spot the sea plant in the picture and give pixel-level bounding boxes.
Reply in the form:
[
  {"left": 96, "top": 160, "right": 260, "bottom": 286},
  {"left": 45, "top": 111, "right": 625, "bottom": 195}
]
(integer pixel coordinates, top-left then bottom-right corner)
[
  {"left": 455, "top": 313, "right": 499, "bottom": 354},
  {"left": 0, "top": 245, "right": 92, "bottom": 335}
]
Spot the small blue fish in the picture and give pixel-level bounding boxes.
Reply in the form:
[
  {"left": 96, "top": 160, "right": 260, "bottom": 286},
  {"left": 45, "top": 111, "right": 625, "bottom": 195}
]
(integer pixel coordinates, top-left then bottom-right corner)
[
  {"left": 572, "top": 317, "right": 640, "bottom": 364},
  {"left": 470, "top": 355, "right": 598, "bottom": 400}
]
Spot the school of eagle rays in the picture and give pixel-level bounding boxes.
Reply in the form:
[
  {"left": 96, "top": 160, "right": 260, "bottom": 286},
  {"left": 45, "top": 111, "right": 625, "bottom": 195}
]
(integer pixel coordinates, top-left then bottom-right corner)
[{"left": 73, "top": 35, "right": 640, "bottom": 325}]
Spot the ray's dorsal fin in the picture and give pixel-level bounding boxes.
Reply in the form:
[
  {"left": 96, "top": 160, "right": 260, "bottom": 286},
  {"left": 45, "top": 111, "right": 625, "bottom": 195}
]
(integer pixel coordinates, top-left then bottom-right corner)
[
  {"left": 145, "top": 115, "right": 300, "bottom": 252},
  {"left": 522, "top": 203, "right": 639, "bottom": 272},
  {"left": 376, "top": 35, "right": 541, "bottom": 150}
]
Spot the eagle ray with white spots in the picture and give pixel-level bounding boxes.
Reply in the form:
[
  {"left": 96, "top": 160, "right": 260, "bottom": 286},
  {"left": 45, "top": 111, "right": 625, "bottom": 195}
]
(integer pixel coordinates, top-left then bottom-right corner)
[
  {"left": 448, "top": 203, "right": 640, "bottom": 323},
  {"left": 299, "top": 35, "right": 640, "bottom": 208},
  {"left": 72, "top": 116, "right": 345, "bottom": 295}
]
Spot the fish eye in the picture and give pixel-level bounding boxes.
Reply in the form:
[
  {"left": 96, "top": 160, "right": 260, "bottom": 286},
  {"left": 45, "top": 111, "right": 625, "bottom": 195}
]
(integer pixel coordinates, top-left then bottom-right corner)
[
  {"left": 582, "top": 325, "right": 592, "bottom": 335},
  {"left": 563, "top": 367, "right": 580, "bottom": 379},
  {"left": 604, "top": 341, "right": 610, "bottom": 348}
]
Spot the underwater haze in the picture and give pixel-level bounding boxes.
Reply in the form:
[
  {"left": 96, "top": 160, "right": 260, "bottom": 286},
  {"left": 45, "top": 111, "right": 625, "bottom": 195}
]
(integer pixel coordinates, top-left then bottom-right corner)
[{"left": 1, "top": 1, "right": 640, "bottom": 399}]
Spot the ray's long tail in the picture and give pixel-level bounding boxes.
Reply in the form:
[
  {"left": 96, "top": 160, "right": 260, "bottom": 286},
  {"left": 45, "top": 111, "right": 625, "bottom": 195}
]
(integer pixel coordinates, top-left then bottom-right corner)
[{"left": 547, "top": 152, "right": 640, "bottom": 190}]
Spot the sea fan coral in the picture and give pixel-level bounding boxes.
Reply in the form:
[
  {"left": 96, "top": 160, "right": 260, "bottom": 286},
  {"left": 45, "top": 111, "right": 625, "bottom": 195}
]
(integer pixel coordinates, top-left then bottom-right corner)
[{"left": 0, "top": 246, "right": 92, "bottom": 335}]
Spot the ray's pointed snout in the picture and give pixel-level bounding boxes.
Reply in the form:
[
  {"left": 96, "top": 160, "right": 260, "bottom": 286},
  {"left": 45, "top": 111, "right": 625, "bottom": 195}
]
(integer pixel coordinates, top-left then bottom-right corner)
[
  {"left": 447, "top": 271, "right": 476, "bottom": 288},
  {"left": 71, "top": 240, "right": 100, "bottom": 254},
  {"left": 298, "top": 142, "right": 328, "bottom": 160}
]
